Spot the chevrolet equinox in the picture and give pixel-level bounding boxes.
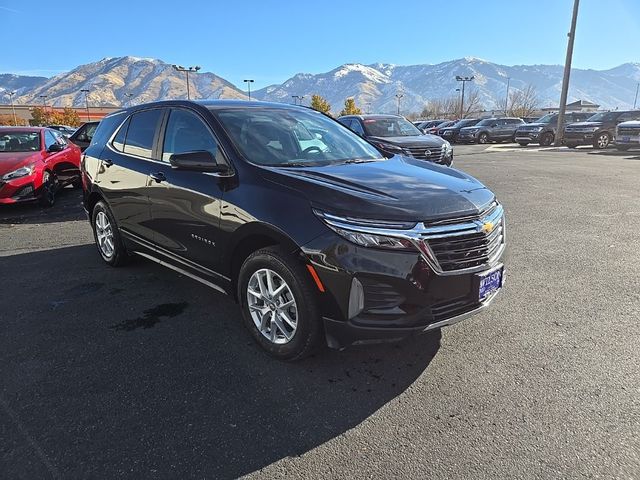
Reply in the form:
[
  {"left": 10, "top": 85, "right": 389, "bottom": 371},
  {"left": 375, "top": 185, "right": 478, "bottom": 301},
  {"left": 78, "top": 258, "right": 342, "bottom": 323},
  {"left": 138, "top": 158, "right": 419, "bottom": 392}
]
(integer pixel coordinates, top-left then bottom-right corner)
[{"left": 81, "top": 100, "right": 506, "bottom": 360}]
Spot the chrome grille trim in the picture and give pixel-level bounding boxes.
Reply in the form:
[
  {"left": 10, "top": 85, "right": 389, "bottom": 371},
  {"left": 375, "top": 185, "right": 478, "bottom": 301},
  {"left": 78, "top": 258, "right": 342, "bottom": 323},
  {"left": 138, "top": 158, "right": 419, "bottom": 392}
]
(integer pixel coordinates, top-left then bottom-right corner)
[
  {"left": 403, "top": 144, "right": 445, "bottom": 161},
  {"left": 315, "top": 203, "right": 506, "bottom": 276}
]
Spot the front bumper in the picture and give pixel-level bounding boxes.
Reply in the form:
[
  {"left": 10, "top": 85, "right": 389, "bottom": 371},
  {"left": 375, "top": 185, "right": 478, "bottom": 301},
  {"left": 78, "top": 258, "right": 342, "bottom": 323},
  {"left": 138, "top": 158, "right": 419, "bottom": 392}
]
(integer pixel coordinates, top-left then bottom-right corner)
[
  {"left": 0, "top": 176, "right": 40, "bottom": 204},
  {"left": 302, "top": 223, "right": 506, "bottom": 348},
  {"left": 457, "top": 132, "right": 479, "bottom": 143},
  {"left": 563, "top": 131, "right": 597, "bottom": 145}
]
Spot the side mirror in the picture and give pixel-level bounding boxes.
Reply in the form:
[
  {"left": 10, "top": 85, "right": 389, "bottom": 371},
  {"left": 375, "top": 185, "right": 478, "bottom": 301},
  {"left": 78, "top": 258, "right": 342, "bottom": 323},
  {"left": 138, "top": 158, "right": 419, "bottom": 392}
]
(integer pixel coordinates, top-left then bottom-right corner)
[
  {"left": 48, "top": 143, "right": 64, "bottom": 153},
  {"left": 491, "top": 123, "right": 498, "bottom": 128},
  {"left": 314, "top": 132, "right": 322, "bottom": 140},
  {"left": 169, "top": 150, "right": 227, "bottom": 172}
]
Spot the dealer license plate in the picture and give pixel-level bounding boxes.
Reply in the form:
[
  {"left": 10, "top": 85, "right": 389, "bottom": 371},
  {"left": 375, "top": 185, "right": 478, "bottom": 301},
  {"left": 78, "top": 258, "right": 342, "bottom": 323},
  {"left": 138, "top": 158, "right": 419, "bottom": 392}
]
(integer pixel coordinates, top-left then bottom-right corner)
[{"left": 477, "top": 267, "right": 503, "bottom": 301}]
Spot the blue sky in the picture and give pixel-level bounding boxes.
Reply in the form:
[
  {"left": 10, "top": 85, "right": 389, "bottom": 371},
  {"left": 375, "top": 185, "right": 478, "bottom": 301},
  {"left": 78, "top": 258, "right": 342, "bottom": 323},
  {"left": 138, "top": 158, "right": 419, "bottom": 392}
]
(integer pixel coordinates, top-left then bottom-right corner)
[{"left": 0, "top": 0, "right": 638, "bottom": 89}]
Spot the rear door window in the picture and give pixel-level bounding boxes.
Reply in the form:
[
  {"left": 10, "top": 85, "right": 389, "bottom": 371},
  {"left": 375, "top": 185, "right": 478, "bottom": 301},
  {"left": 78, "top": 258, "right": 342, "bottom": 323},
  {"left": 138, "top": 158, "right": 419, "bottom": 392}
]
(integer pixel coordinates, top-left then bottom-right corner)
[{"left": 121, "top": 109, "right": 163, "bottom": 159}]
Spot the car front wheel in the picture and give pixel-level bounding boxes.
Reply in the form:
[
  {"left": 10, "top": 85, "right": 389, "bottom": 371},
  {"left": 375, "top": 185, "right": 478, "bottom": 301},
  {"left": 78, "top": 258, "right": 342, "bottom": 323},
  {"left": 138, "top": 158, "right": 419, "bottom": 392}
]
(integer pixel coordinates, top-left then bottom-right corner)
[
  {"left": 239, "top": 247, "right": 322, "bottom": 361},
  {"left": 594, "top": 132, "right": 611, "bottom": 149},
  {"left": 91, "top": 201, "right": 128, "bottom": 266},
  {"left": 478, "top": 132, "right": 489, "bottom": 144},
  {"left": 540, "top": 132, "right": 554, "bottom": 146},
  {"left": 38, "top": 171, "right": 57, "bottom": 207}
]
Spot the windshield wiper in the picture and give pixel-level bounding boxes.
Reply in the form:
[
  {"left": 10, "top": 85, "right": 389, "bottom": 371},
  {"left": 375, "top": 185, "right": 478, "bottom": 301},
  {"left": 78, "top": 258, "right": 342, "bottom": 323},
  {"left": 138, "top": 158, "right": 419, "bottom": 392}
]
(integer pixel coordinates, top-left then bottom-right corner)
[{"left": 339, "top": 158, "right": 380, "bottom": 165}]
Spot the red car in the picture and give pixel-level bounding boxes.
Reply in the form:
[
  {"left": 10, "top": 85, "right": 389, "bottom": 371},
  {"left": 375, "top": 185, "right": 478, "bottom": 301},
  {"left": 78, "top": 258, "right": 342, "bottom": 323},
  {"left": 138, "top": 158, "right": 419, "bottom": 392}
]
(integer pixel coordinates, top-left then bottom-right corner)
[{"left": 0, "top": 127, "right": 82, "bottom": 206}]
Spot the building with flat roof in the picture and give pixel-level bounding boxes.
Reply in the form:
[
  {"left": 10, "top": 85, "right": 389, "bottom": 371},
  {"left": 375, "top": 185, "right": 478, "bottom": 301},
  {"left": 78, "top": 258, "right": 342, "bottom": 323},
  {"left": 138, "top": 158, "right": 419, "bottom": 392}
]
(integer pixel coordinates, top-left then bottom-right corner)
[
  {"left": 541, "top": 99, "right": 600, "bottom": 113},
  {"left": 0, "top": 104, "right": 121, "bottom": 124}
]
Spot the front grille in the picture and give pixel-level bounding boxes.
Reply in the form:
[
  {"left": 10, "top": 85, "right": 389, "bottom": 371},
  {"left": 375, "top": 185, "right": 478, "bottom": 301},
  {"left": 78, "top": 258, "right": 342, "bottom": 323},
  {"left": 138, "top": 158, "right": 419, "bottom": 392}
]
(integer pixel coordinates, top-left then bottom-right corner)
[
  {"left": 418, "top": 203, "right": 505, "bottom": 273},
  {"left": 431, "top": 296, "right": 477, "bottom": 322},
  {"left": 618, "top": 128, "right": 640, "bottom": 136},
  {"left": 403, "top": 144, "right": 445, "bottom": 161}
]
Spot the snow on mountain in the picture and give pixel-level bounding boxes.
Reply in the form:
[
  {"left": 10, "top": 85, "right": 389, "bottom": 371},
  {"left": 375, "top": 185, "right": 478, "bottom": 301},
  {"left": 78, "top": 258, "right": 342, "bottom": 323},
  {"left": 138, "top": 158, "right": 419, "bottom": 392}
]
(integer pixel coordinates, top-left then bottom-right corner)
[
  {"left": 2, "top": 57, "right": 639, "bottom": 113},
  {"left": 7, "top": 56, "right": 247, "bottom": 107},
  {"left": 254, "top": 58, "right": 640, "bottom": 114}
]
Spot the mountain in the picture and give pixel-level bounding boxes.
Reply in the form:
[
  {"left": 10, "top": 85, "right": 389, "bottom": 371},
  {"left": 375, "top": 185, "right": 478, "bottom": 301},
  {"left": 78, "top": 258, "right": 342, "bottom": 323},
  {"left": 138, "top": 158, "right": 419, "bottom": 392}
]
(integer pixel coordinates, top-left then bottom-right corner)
[
  {"left": 2, "top": 56, "right": 639, "bottom": 113},
  {"left": 254, "top": 58, "right": 640, "bottom": 114},
  {"left": 0, "top": 74, "right": 48, "bottom": 99},
  {"left": 8, "top": 56, "right": 247, "bottom": 107}
]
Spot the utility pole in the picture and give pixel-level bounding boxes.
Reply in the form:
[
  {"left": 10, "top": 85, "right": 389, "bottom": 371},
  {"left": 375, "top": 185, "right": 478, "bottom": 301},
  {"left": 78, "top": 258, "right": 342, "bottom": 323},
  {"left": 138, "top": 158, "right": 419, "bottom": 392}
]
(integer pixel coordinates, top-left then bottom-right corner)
[
  {"left": 123, "top": 93, "right": 133, "bottom": 107},
  {"left": 555, "top": 0, "right": 580, "bottom": 147},
  {"left": 243, "top": 79, "right": 254, "bottom": 100},
  {"left": 172, "top": 65, "right": 201, "bottom": 100},
  {"left": 455, "top": 76, "right": 474, "bottom": 119},
  {"left": 634, "top": 82, "right": 639, "bottom": 109},
  {"left": 8, "top": 91, "right": 17, "bottom": 126},
  {"left": 80, "top": 89, "right": 90, "bottom": 122},
  {"left": 292, "top": 95, "right": 300, "bottom": 105},
  {"left": 395, "top": 93, "right": 404, "bottom": 116},
  {"left": 504, "top": 77, "right": 511, "bottom": 116},
  {"left": 39, "top": 95, "right": 48, "bottom": 125}
]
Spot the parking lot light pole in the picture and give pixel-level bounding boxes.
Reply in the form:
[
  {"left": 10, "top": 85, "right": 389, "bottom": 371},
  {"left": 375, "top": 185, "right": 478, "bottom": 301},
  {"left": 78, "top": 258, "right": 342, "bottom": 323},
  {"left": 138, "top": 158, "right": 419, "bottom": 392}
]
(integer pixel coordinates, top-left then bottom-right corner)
[
  {"left": 80, "top": 89, "right": 90, "bottom": 122},
  {"left": 243, "top": 79, "right": 254, "bottom": 100},
  {"left": 292, "top": 95, "right": 300, "bottom": 105},
  {"left": 8, "top": 91, "right": 17, "bottom": 126},
  {"left": 395, "top": 93, "right": 404, "bottom": 115},
  {"left": 172, "top": 65, "right": 201, "bottom": 100},
  {"left": 123, "top": 93, "right": 133, "bottom": 107},
  {"left": 455, "top": 76, "right": 474, "bottom": 119},
  {"left": 504, "top": 77, "right": 511, "bottom": 116},
  {"left": 555, "top": 0, "right": 580, "bottom": 147},
  {"left": 38, "top": 95, "right": 48, "bottom": 124},
  {"left": 634, "top": 82, "right": 639, "bottom": 109}
]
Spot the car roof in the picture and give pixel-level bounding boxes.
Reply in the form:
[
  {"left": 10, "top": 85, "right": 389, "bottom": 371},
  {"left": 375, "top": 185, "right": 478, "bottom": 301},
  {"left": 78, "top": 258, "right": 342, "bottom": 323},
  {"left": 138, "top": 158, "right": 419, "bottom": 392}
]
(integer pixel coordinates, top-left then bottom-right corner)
[
  {"left": 0, "top": 126, "right": 44, "bottom": 133},
  {"left": 339, "top": 114, "right": 402, "bottom": 120}
]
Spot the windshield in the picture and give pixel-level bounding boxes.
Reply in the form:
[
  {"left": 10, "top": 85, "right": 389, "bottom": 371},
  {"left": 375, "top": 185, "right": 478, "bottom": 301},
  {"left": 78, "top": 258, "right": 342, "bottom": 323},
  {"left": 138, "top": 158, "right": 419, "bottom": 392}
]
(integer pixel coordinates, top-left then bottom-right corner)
[
  {"left": 362, "top": 117, "right": 423, "bottom": 137},
  {"left": 586, "top": 112, "right": 619, "bottom": 122},
  {"left": 0, "top": 131, "right": 41, "bottom": 153},
  {"left": 535, "top": 114, "right": 558, "bottom": 124},
  {"left": 213, "top": 108, "right": 383, "bottom": 167},
  {"left": 453, "top": 119, "right": 478, "bottom": 128}
]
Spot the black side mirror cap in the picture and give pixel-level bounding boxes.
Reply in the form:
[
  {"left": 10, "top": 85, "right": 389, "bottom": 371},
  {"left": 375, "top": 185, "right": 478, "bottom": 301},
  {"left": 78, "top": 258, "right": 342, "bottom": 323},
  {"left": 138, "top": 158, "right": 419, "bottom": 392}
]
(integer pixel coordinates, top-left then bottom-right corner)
[
  {"left": 47, "top": 143, "right": 65, "bottom": 153},
  {"left": 169, "top": 150, "right": 228, "bottom": 173}
]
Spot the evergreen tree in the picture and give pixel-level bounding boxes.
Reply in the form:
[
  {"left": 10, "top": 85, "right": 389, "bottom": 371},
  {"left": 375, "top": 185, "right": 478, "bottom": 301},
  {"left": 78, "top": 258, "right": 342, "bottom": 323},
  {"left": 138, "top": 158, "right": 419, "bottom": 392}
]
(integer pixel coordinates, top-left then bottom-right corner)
[
  {"left": 339, "top": 98, "right": 362, "bottom": 116},
  {"left": 310, "top": 94, "right": 331, "bottom": 115}
]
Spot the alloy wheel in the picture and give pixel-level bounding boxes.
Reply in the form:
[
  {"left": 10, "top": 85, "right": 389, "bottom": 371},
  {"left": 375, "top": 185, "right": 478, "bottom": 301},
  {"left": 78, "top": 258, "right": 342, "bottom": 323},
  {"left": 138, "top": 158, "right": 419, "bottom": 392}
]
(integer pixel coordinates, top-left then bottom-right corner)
[
  {"left": 247, "top": 268, "right": 298, "bottom": 345},
  {"left": 95, "top": 211, "right": 115, "bottom": 259},
  {"left": 478, "top": 133, "right": 488, "bottom": 144},
  {"left": 597, "top": 133, "right": 610, "bottom": 149}
]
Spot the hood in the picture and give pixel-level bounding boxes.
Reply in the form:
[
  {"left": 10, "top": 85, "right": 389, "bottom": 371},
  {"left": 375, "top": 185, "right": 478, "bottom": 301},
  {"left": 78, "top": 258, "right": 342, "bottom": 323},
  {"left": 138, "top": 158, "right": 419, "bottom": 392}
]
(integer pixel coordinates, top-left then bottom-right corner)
[
  {"left": 0, "top": 152, "right": 42, "bottom": 176},
  {"left": 262, "top": 156, "right": 495, "bottom": 222},
  {"left": 459, "top": 125, "right": 481, "bottom": 132},
  {"left": 369, "top": 134, "right": 445, "bottom": 147},
  {"left": 566, "top": 121, "right": 603, "bottom": 128},
  {"left": 518, "top": 122, "right": 548, "bottom": 129}
]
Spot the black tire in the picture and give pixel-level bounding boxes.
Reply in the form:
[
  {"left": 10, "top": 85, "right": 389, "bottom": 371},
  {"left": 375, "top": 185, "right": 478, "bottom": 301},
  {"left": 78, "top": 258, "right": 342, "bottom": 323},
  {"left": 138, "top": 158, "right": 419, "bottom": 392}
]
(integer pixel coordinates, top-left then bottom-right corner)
[
  {"left": 566, "top": 143, "right": 578, "bottom": 149},
  {"left": 38, "top": 171, "right": 57, "bottom": 207},
  {"left": 518, "top": 142, "right": 529, "bottom": 147},
  {"left": 540, "top": 132, "right": 554, "bottom": 146},
  {"left": 238, "top": 247, "right": 323, "bottom": 361},
  {"left": 616, "top": 145, "right": 631, "bottom": 151},
  {"left": 478, "top": 132, "right": 489, "bottom": 144},
  {"left": 72, "top": 176, "right": 83, "bottom": 189},
  {"left": 593, "top": 132, "right": 611, "bottom": 149},
  {"left": 91, "top": 200, "right": 128, "bottom": 267}
]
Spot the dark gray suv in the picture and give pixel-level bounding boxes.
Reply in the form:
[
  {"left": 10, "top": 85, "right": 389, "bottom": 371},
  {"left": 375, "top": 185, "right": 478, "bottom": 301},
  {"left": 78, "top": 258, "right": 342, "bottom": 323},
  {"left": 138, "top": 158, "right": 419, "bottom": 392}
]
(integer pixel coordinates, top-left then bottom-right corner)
[
  {"left": 458, "top": 117, "right": 525, "bottom": 144},
  {"left": 515, "top": 112, "right": 593, "bottom": 147}
]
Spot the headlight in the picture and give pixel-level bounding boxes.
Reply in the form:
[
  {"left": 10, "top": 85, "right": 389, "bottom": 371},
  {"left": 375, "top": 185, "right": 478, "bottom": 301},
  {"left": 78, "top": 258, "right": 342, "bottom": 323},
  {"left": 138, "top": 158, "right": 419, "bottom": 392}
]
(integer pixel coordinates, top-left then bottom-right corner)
[
  {"left": 370, "top": 141, "right": 406, "bottom": 154},
  {"left": 314, "top": 210, "right": 416, "bottom": 250},
  {"left": 535, "top": 126, "right": 544, "bottom": 131},
  {"left": 442, "top": 140, "right": 453, "bottom": 153},
  {"left": 2, "top": 164, "right": 36, "bottom": 181},
  {"left": 467, "top": 128, "right": 479, "bottom": 134}
]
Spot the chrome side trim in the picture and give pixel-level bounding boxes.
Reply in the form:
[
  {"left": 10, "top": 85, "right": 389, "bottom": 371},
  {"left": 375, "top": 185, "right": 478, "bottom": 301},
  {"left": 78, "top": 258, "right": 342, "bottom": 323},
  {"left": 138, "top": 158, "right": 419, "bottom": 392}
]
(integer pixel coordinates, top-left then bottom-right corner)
[
  {"left": 134, "top": 251, "right": 228, "bottom": 295},
  {"left": 423, "top": 288, "right": 500, "bottom": 332}
]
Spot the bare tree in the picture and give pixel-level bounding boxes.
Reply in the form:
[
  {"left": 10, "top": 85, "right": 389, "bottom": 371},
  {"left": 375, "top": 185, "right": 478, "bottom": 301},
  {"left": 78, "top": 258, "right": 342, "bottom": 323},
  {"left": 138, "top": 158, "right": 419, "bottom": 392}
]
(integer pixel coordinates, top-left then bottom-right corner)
[
  {"left": 462, "top": 90, "right": 483, "bottom": 118},
  {"left": 496, "top": 84, "right": 539, "bottom": 118},
  {"left": 421, "top": 95, "right": 460, "bottom": 119}
]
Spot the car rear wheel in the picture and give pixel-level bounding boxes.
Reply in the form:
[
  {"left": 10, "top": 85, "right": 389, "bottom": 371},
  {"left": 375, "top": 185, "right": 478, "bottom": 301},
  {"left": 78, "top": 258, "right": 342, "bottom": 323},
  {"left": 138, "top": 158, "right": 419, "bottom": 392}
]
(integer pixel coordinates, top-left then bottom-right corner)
[
  {"left": 593, "top": 132, "right": 611, "bottom": 149},
  {"left": 238, "top": 247, "right": 322, "bottom": 361},
  {"left": 566, "top": 143, "right": 578, "bottom": 149},
  {"left": 540, "top": 132, "right": 554, "bottom": 146},
  {"left": 91, "top": 201, "right": 128, "bottom": 266},
  {"left": 478, "top": 132, "right": 489, "bottom": 144},
  {"left": 38, "top": 171, "right": 57, "bottom": 207}
]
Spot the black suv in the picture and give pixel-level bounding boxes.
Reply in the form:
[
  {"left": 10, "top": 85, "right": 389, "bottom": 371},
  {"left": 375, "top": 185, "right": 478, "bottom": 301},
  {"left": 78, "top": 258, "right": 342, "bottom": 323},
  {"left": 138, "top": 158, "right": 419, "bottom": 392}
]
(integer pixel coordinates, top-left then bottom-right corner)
[
  {"left": 82, "top": 100, "right": 505, "bottom": 360},
  {"left": 338, "top": 114, "right": 453, "bottom": 166},
  {"left": 458, "top": 117, "right": 525, "bottom": 144},
  {"left": 563, "top": 110, "right": 640, "bottom": 149},
  {"left": 438, "top": 119, "right": 480, "bottom": 143},
  {"left": 515, "top": 112, "right": 593, "bottom": 146}
]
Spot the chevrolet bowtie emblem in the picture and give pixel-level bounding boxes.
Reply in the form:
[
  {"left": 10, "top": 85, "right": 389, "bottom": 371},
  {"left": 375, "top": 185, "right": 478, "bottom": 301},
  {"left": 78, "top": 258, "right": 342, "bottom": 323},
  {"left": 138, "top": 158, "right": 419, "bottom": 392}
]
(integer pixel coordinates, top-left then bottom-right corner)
[{"left": 481, "top": 221, "right": 494, "bottom": 234}]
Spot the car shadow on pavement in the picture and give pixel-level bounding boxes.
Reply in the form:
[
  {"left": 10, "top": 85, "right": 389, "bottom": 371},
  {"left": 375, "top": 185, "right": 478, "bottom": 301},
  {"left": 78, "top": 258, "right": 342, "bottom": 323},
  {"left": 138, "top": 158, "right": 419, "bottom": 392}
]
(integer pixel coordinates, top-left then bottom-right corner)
[
  {"left": 0, "top": 187, "right": 85, "bottom": 225},
  {"left": 0, "top": 244, "right": 441, "bottom": 479},
  {"left": 586, "top": 149, "right": 640, "bottom": 160}
]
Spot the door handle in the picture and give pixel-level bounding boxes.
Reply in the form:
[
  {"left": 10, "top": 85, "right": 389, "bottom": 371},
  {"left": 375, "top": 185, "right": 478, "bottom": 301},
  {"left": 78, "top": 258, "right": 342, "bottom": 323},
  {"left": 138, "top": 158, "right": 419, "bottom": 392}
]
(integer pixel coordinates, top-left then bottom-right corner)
[
  {"left": 150, "top": 172, "right": 166, "bottom": 183},
  {"left": 102, "top": 159, "right": 114, "bottom": 168}
]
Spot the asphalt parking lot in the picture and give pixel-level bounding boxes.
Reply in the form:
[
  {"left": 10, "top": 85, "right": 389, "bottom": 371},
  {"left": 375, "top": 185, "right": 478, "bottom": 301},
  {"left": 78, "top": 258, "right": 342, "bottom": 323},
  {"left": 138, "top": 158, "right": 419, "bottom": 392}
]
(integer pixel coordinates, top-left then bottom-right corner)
[{"left": 1, "top": 144, "right": 639, "bottom": 479}]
